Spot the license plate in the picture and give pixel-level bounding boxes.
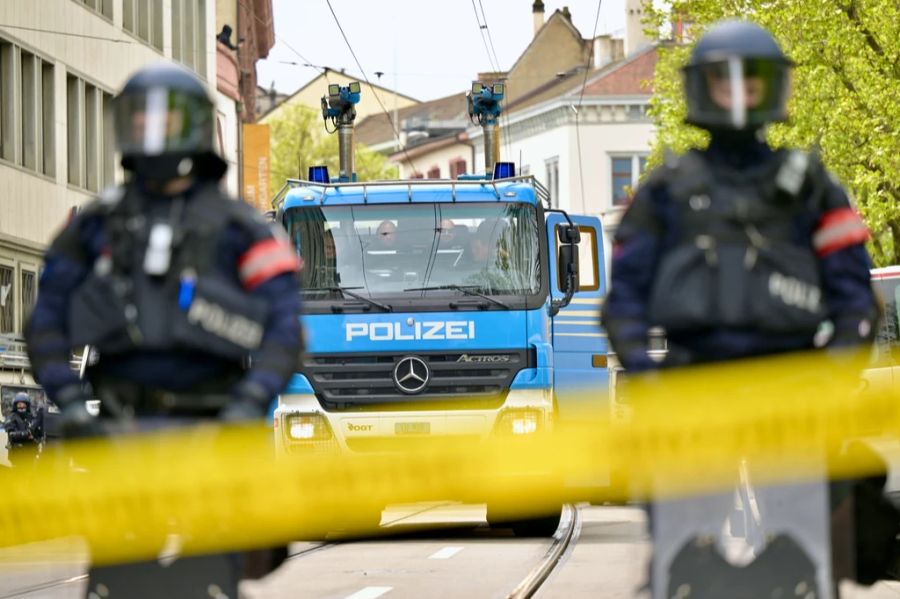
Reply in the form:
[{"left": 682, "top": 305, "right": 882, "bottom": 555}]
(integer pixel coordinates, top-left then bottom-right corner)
[{"left": 395, "top": 422, "right": 431, "bottom": 435}]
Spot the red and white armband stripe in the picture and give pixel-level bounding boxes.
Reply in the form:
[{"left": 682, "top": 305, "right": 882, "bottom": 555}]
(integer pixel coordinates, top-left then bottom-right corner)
[
  {"left": 812, "top": 207, "right": 869, "bottom": 257},
  {"left": 238, "top": 237, "right": 301, "bottom": 290}
]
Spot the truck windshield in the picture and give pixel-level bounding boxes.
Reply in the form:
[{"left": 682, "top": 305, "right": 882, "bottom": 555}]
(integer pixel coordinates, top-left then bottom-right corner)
[{"left": 284, "top": 202, "right": 541, "bottom": 300}]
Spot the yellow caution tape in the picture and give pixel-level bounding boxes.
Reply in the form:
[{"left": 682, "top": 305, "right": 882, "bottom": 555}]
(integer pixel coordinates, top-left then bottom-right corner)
[{"left": 0, "top": 349, "right": 896, "bottom": 565}]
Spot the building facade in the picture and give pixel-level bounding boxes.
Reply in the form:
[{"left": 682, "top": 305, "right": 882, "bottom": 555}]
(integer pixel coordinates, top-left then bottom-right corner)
[
  {"left": 0, "top": 0, "right": 217, "bottom": 337},
  {"left": 468, "top": 46, "right": 658, "bottom": 269}
]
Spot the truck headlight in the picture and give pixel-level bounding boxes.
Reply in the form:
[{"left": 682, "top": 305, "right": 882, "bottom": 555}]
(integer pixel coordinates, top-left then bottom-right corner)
[
  {"left": 494, "top": 409, "right": 544, "bottom": 436},
  {"left": 285, "top": 413, "right": 333, "bottom": 441}
]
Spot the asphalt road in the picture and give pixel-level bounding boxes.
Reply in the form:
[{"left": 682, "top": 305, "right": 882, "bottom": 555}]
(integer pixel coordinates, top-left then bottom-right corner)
[{"left": 4, "top": 504, "right": 900, "bottom": 598}]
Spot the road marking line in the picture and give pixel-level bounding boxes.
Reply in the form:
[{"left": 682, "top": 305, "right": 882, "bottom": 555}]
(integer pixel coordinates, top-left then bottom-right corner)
[
  {"left": 345, "top": 587, "right": 393, "bottom": 599},
  {"left": 428, "top": 546, "right": 464, "bottom": 559}
]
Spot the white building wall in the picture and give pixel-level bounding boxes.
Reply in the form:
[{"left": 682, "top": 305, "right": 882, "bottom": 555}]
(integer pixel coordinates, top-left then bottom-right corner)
[
  {"left": 471, "top": 102, "right": 654, "bottom": 217},
  {"left": 568, "top": 120, "right": 656, "bottom": 215},
  {"left": 469, "top": 100, "right": 655, "bottom": 283},
  {"left": 0, "top": 0, "right": 219, "bottom": 336},
  {"left": 473, "top": 126, "right": 572, "bottom": 208}
]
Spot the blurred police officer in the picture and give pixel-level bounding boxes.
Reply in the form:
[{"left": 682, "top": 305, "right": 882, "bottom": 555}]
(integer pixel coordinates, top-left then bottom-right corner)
[
  {"left": 3, "top": 393, "right": 43, "bottom": 468},
  {"left": 602, "top": 20, "right": 878, "bottom": 599},
  {"left": 25, "top": 62, "right": 302, "bottom": 597}
]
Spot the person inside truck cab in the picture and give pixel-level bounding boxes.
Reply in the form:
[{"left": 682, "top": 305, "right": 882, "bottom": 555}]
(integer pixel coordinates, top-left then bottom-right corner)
[
  {"left": 458, "top": 220, "right": 512, "bottom": 288},
  {"left": 437, "top": 218, "right": 466, "bottom": 248},
  {"left": 373, "top": 220, "right": 397, "bottom": 250}
]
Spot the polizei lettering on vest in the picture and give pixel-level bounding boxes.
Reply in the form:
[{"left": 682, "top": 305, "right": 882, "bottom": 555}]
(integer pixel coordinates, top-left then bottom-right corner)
[
  {"left": 187, "top": 297, "right": 264, "bottom": 349},
  {"left": 345, "top": 321, "right": 476, "bottom": 342},
  {"left": 768, "top": 272, "right": 821, "bottom": 314}
]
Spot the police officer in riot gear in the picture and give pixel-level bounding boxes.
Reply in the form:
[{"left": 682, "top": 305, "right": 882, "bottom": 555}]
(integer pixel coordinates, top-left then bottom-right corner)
[
  {"left": 24, "top": 62, "right": 302, "bottom": 597},
  {"left": 4, "top": 393, "right": 43, "bottom": 467},
  {"left": 602, "top": 20, "right": 879, "bottom": 599},
  {"left": 604, "top": 20, "right": 875, "bottom": 372}
]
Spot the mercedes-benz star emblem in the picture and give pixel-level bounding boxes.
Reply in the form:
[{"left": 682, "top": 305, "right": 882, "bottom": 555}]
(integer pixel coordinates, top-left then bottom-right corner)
[{"left": 393, "top": 356, "right": 430, "bottom": 394}]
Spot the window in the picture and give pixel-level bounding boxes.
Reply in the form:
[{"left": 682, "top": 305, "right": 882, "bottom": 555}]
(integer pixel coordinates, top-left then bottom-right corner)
[
  {"left": 76, "top": 0, "right": 113, "bottom": 19},
  {"left": 545, "top": 157, "right": 559, "bottom": 209},
  {"left": 20, "top": 270, "right": 36, "bottom": 323},
  {"left": 0, "top": 265, "right": 13, "bottom": 334},
  {"left": 0, "top": 39, "right": 55, "bottom": 176},
  {"left": 123, "top": 0, "right": 163, "bottom": 51},
  {"left": 448, "top": 158, "right": 466, "bottom": 179},
  {"left": 0, "top": 41, "right": 11, "bottom": 162},
  {"left": 67, "top": 74, "right": 114, "bottom": 191},
  {"left": 427, "top": 166, "right": 440, "bottom": 179},
  {"left": 172, "top": 0, "right": 207, "bottom": 76},
  {"left": 611, "top": 154, "right": 649, "bottom": 206}
]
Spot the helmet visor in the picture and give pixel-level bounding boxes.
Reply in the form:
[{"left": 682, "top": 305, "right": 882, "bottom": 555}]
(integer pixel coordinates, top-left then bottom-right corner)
[
  {"left": 684, "top": 57, "right": 791, "bottom": 129},
  {"left": 113, "top": 86, "right": 214, "bottom": 156}
]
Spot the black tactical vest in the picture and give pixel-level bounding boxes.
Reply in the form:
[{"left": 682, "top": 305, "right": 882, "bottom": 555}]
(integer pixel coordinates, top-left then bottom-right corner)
[
  {"left": 647, "top": 149, "right": 827, "bottom": 334},
  {"left": 69, "top": 183, "right": 269, "bottom": 361}
]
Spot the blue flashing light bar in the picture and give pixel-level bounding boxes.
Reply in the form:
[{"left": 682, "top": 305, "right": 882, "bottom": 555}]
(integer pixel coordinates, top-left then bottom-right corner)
[
  {"left": 493, "top": 162, "right": 516, "bottom": 180},
  {"left": 308, "top": 165, "right": 330, "bottom": 183}
]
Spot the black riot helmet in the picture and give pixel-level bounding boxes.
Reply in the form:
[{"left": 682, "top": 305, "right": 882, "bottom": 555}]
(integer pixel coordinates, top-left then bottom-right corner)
[
  {"left": 13, "top": 393, "right": 30, "bottom": 413},
  {"left": 682, "top": 20, "right": 794, "bottom": 131},
  {"left": 112, "top": 62, "right": 225, "bottom": 182}
]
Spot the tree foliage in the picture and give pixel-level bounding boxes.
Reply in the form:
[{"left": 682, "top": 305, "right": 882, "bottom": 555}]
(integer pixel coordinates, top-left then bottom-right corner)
[
  {"left": 267, "top": 104, "right": 399, "bottom": 198},
  {"left": 645, "top": 0, "right": 900, "bottom": 266}
]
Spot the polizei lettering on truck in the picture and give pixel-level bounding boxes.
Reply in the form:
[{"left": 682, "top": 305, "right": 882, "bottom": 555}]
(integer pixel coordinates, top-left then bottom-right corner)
[{"left": 345, "top": 321, "right": 476, "bottom": 342}]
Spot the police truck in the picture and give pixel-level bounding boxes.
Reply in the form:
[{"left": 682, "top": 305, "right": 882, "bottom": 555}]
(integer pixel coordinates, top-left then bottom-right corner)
[{"left": 271, "top": 82, "right": 611, "bottom": 535}]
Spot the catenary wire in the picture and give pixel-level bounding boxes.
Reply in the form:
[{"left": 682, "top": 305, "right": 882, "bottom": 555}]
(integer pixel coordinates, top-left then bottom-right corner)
[
  {"left": 574, "top": 0, "right": 603, "bottom": 213},
  {"left": 324, "top": 0, "right": 416, "bottom": 174},
  {"left": 475, "top": 0, "right": 513, "bottom": 157}
]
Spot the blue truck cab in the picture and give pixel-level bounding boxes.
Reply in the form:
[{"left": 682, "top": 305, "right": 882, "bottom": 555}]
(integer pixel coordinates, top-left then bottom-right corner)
[
  {"left": 270, "top": 81, "right": 609, "bottom": 535},
  {"left": 273, "top": 174, "right": 609, "bottom": 456}
]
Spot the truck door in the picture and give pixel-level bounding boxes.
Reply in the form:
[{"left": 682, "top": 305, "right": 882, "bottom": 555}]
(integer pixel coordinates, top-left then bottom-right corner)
[{"left": 546, "top": 214, "right": 608, "bottom": 422}]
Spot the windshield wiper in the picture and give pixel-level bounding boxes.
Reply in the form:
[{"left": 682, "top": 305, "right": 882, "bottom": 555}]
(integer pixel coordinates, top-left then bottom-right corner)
[
  {"left": 403, "top": 285, "right": 510, "bottom": 310},
  {"left": 304, "top": 286, "right": 393, "bottom": 312}
]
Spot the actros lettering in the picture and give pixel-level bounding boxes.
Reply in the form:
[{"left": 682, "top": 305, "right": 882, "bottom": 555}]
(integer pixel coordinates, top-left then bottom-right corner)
[{"left": 345, "top": 321, "right": 476, "bottom": 342}]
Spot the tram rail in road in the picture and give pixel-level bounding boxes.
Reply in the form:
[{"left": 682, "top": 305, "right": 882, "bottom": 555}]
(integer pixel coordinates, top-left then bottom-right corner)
[
  {"left": 506, "top": 504, "right": 581, "bottom": 599},
  {"left": 1, "top": 503, "right": 582, "bottom": 598}
]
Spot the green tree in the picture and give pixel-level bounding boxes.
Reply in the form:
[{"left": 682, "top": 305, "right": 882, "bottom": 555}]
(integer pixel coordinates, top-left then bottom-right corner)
[
  {"left": 267, "top": 104, "right": 399, "bottom": 198},
  {"left": 645, "top": 0, "right": 900, "bottom": 265}
]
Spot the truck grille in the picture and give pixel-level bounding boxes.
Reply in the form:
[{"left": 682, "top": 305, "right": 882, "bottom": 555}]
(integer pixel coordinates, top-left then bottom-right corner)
[{"left": 301, "top": 349, "right": 533, "bottom": 411}]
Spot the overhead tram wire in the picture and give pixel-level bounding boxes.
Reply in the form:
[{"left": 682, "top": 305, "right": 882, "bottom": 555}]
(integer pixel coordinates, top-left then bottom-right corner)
[
  {"left": 474, "top": 0, "right": 513, "bottom": 158},
  {"left": 469, "top": 0, "right": 500, "bottom": 75},
  {"left": 575, "top": 0, "right": 603, "bottom": 214},
  {"left": 237, "top": 0, "right": 326, "bottom": 77},
  {"left": 324, "top": 0, "right": 417, "bottom": 175}
]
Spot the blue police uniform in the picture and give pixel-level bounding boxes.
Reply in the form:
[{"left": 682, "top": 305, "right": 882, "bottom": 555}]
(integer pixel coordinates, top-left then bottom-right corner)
[
  {"left": 603, "top": 137, "right": 875, "bottom": 372},
  {"left": 26, "top": 179, "right": 302, "bottom": 416}
]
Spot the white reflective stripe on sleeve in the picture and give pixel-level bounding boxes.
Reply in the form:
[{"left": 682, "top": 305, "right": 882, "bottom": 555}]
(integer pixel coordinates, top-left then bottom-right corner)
[{"left": 813, "top": 218, "right": 867, "bottom": 251}]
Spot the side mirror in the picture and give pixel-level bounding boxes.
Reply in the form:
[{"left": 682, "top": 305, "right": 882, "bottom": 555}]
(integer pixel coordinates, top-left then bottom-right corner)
[
  {"left": 558, "top": 244, "right": 579, "bottom": 293},
  {"left": 263, "top": 209, "right": 277, "bottom": 223},
  {"left": 557, "top": 224, "right": 581, "bottom": 245}
]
